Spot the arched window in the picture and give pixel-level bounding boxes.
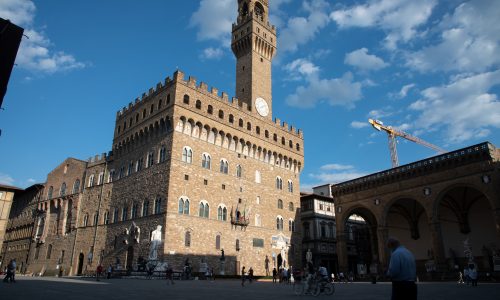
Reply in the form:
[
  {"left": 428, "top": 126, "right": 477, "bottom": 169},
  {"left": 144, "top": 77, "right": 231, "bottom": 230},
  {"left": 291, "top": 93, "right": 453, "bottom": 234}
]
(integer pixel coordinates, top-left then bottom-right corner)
[
  {"left": 288, "top": 202, "right": 294, "bottom": 212},
  {"left": 142, "top": 200, "right": 149, "bottom": 217},
  {"left": 158, "top": 146, "right": 166, "bottom": 163},
  {"left": 265, "top": 130, "right": 269, "bottom": 138},
  {"left": 255, "top": 170, "right": 261, "bottom": 183},
  {"left": 104, "top": 211, "right": 110, "bottom": 225},
  {"left": 256, "top": 126, "right": 260, "bottom": 135},
  {"left": 238, "top": 119, "right": 243, "bottom": 127},
  {"left": 229, "top": 114, "right": 234, "bottom": 123},
  {"left": 215, "top": 234, "right": 221, "bottom": 250},
  {"left": 127, "top": 161, "right": 133, "bottom": 175},
  {"left": 219, "top": 159, "right": 228, "bottom": 174},
  {"left": 136, "top": 113, "right": 139, "bottom": 122},
  {"left": 147, "top": 151, "right": 154, "bottom": 167},
  {"left": 185, "top": 231, "right": 191, "bottom": 247},
  {"left": 199, "top": 201, "right": 209, "bottom": 218},
  {"left": 217, "top": 205, "right": 227, "bottom": 221},
  {"left": 247, "top": 122, "right": 251, "bottom": 130},
  {"left": 113, "top": 208, "right": 119, "bottom": 223},
  {"left": 93, "top": 212, "right": 98, "bottom": 226},
  {"left": 276, "top": 177, "right": 283, "bottom": 190},
  {"left": 158, "top": 99, "right": 163, "bottom": 109},
  {"left": 150, "top": 104, "right": 154, "bottom": 114},
  {"left": 282, "top": 137, "right": 285, "bottom": 145},
  {"left": 136, "top": 158, "right": 143, "bottom": 172},
  {"left": 122, "top": 206, "right": 128, "bottom": 221},
  {"left": 218, "top": 110, "right": 224, "bottom": 119},
  {"left": 60, "top": 182, "right": 66, "bottom": 197},
  {"left": 288, "top": 180, "right": 293, "bottom": 193},
  {"left": 182, "top": 146, "right": 193, "bottom": 163},
  {"left": 108, "top": 170, "right": 115, "bottom": 183},
  {"left": 236, "top": 165, "right": 242, "bottom": 178},
  {"left": 88, "top": 175, "right": 95, "bottom": 187},
  {"left": 183, "top": 94, "right": 190, "bottom": 104},
  {"left": 296, "top": 143, "right": 301, "bottom": 151},
  {"left": 154, "top": 197, "right": 162, "bottom": 214},
  {"left": 167, "top": 94, "right": 171, "bottom": 104},
  {"left": 273, "top": 134, "right": 278, "bottom": 141},
  {"left": 277, "top": 199, "right": 283, "bottom": 209},
  {"left": 83, "top": 213, "right": 89, "bottom": 227},
  {"left": 131, "top": 203, "right": 139, "bottom": 219},
  {"left": 202, "top": 153, "right": 211, "bottom": 169},
  {"left": 98, "top": 172, "right": 104, "bottom": 185},
  {"left": 289, "top": 140, "right": 293, "bottom": 148},
  {"left": 195, "top": 100, "right": 201, "bottom": 109},
  {"left": 207, "top": 105, "right": 213, "bottom": 114},
  {"left": 178, "top": 197, "right": 190, "bottom": 215},
  {"left": 276, "top": 216, "right": 284, "bottom": 231}
]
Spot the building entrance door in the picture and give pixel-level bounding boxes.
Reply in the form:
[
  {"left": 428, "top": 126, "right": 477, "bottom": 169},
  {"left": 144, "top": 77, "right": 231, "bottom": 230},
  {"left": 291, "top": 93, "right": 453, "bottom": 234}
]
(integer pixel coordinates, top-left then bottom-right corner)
[{"left": 77, "top": 253, "right": 84, "bottom": 275}]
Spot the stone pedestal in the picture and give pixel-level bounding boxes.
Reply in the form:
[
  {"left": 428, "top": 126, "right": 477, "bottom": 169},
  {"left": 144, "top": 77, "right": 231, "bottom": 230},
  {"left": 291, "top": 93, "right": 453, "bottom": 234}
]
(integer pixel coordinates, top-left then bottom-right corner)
[{"left": 219, "top": 260, "right": 225, "bottom": 275}]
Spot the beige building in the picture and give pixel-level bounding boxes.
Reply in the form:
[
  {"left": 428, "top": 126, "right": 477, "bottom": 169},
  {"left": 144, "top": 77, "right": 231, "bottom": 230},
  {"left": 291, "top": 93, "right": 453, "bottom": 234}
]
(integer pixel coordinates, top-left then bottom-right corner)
[
  {"left": 1, "top": 0, "right": 304, "bottom": 276},
  {"left": 0, "top": 184, "right": 23, "bottom": 269}
]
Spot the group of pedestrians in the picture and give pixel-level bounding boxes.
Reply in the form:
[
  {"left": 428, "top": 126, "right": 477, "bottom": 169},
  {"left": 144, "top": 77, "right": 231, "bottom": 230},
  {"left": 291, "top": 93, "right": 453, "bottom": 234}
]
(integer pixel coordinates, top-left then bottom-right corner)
[
  {"left": 458, "top": 264, "right": 478, "bottom": 286},
  {"left": 241, "top": 266, "right": 254, "bottom": 286}
]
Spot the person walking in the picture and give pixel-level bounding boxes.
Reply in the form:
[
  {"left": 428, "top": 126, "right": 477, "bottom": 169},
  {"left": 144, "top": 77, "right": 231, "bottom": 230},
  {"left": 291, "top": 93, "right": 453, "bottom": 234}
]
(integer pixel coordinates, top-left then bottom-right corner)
[
  {"left": 241, "top": 266, "right": 246, "bottom": 286},
  {"left": 272, "top": 267, "right": 277, "bottom": 283},
  {"left": 96, "top": 264, "right": 103, "bottom": 281},
  {"left": 387, "top": 237, "right": 417, "bottom": 300},
  {"left": 468, "top": 264, "right": 478, "bottom": 287},
  {"left": 166, "top": 265, "right": 175, "bottom": 285},
  {"left": 3, "top": 259, "right": 15, "bottom": 283},
  {"left": 107, "top": 264, "right": 113, "bottom": 279},
  {"left": 248, "top": 267, "right": 254, "bottom": 283}
]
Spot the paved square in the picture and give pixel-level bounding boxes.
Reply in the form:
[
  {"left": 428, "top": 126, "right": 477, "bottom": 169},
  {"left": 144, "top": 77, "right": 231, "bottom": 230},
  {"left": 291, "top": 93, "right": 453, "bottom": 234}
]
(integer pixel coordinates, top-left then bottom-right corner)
[{"left": 2, "top": 277, "right": 499, "bottom": 300}]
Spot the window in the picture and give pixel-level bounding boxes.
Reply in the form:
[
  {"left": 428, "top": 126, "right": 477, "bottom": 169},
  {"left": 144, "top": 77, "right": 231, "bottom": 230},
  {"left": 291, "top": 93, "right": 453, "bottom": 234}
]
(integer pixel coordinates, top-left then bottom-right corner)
[
  {"left": 119, "top": 166, "right": 125, "bottom": 179},
  {"left": 195, "top": 100, "right": 201, "bottom": 109},
  {"left": 147, "top": 151, "right": 154, "bottom": 167},
  {"left": 185, "top": 231, "right": 191, "bottom": 247},
  {"left": 288, "top": 202, "right": 294, "bottom": 212},
  {"left": 217, "top": 205, "right": 227, "bottom": 221},
  {"left": 273, "top": 134, "right": 277, "bottom": 141},
  {"left": 276, "top": 216, "right": 284, "bottom": 230},
  {"left": 265, "top": 130, "right": 269, "bottom": 138},
  {"left": 304, "top": 223, "right": 310, "bottom": 238},
  {"left": 277, "top": 199, "right": 283, "bottom": 209},
  {"left": 122, "top": 207, "right": 128, "bottom": 221},
  {"left": 108, "top": 170, "right": 115, "bottom": 183},
  {"left": 113, "top": 208, "right": 119, "bottom": 223},
  {"left": 98, "top": 172, "right": 104, "bottom": 185},
  {"left": 142, "top": 200, "right": 149, "bottom": 217},
  {"left": 247, "top": 122, "right": 251, "bottom": 130},
  {"left": 136, "top": 113, "right": 139, "bottom": 122},
  {"left": 253, "top": 238, "right": 264, "bottom": 248},
  {"left": 321, "top": 223, "right": 327, "bottom": 238},
  {"left": 218, "top": 110, "right": 224, "bottom": 119},
  {"left": 219, "top": 159, "right": 228, "bottom": 174},
  {"left": 256, "top": 196, "right": 260, "bottom": 204},
  {"left": 182, "top": 147, "right": 193, "bottom": 163},
  {"left": 178, "top": 197, "right": 190, "bottom": 215},
  {"left": 183, "top": 94, "right": 190, "bottom": 104},
  {"left": 199, "top": 201, "right": 209, "bottom": 218},
  {"left": 158, "top": 99, "right": 163, "bottom": 109},
  {"left": 255, "top": 214, "right": 261, "bottom": 226},
  {"left": 288, "top": 180, "right": 293, "bottom": 193},
  {"left": 83, "top": 213, "right": 89, "bottom": 227},
  {"left": 289, "top": 140, "right": 293, "bottom": 148},
  {"left": 131, "top": 203, "right": 139, "bottom": 219},
  {"left": 229, "top": 114, "right": 234, "bottom": 123},
  {"left": 282, "top": 137, "right": 285, "bottom": 145},
  {"left": 136, "top": 158, "right": 144, "bottom": 172},
  {"left": 159, "top": 146, "right": 167, "bottom": 163},
  {"left": 46, "top": 244, "right": 52, "bottom": 259},
  {"left": 128, "top": 161, "right": 133, "bottom": 175},
  {"left": 104, "top": 211, "right": 110, "bottom": 225},
  {"left": 154, "top": 197, "right": 162, "bottom": 214},
  {"left": 73, "top": 180, "right": 80, "bottom": 194},
  {"left": 93, "top": 213, "right": 98, "bottom": 226},
  {"left": 88, "top": 175, "right": 95, "bottom": 187},
  {"left": 296, "top": 143, "right": 301, "bottom": 151},
  {"left": 60, "top": 182, "right": 66, "bottom": 197},
  {"left": 235, "top": 239, "right": 240, "bottom": 251},
  {"left": 150, "top": 104, "right": 154, "bottom": 114},
  {"left": 289, "top": 220, "right": 295, "bottom": 232},
  {"left": 215, "top": 235, "right": 221, "bottom": 250},
  {"left": 236, "top": 165, "right": 242, "bottom": 178},
  {"left": 167, "top": 94, "right": 171, "bottom": 104},
  {"left": 276, "top": 177, "right": 283, "bottom": 190},
  {"left": 202, "top": 153, "right": 211, "bottom": 169},
  {"left": 329, "top": 223, "right": 335, "bottom": 238},
  {"left": 256, "top": 126, "right": 260, "bottom": 135},
  {"left": 238, "top": 119, "right": 243, "bottom": 127},
  {"left": 207, "top": 105, "right": 213, "bottom": 114},
  {"left": 255, "top": 170, "right": 261, "bottom": 183}
]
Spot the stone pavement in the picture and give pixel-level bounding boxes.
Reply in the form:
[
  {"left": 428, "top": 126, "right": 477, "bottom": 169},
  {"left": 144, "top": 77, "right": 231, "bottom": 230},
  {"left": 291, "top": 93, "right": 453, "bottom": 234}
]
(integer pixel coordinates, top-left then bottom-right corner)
[{"left": 2, "top": 277, "right": 499, "bottom": 300}]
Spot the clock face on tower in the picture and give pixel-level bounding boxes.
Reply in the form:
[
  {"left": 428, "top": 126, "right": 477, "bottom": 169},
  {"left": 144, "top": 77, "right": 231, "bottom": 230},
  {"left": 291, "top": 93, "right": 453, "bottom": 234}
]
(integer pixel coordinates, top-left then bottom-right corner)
[{"left": 255, "top": 97, "right": 269, "bottom": 117}]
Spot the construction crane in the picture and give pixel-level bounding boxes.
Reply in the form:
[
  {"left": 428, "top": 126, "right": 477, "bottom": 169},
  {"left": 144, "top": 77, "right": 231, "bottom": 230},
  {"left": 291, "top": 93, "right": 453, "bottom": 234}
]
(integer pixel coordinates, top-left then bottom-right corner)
[{"left": 368, "top": 119, "right": 447, "bottom": 168}]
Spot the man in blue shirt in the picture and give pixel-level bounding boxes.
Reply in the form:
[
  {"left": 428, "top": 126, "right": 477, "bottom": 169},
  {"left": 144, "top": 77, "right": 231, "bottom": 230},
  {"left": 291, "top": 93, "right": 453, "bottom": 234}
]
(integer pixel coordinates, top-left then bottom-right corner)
[{"left": 387, "top": 237, "right": 417, "bottom": 300}]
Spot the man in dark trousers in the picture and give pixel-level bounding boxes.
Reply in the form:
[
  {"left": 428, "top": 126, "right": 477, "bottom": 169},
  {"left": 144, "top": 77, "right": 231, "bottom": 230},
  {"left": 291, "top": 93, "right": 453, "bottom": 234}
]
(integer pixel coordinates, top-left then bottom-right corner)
[{"left": 387, "top": 237, "right": 417, "bottom": 300}]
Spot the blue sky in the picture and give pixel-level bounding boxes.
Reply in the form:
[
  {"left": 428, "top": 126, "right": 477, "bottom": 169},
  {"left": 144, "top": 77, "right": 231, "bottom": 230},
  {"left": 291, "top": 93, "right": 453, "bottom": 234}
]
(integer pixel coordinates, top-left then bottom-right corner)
[{"left": 0, "top": 0, "right": 499, "bottom": 191}]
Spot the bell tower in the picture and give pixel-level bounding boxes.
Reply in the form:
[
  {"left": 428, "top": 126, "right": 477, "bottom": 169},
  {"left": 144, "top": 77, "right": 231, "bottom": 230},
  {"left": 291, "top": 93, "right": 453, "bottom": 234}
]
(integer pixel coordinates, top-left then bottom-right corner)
[{"left": 231, "top": 0, "right": 276, "bottom": 119}]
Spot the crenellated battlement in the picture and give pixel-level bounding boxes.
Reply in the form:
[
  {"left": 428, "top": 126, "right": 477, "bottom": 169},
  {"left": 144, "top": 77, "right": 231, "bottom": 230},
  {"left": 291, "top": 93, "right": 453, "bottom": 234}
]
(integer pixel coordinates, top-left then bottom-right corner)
[
  {"left": 233, "top": 11, "right": 276, "bottom": 32},
  {"left": 87, "top": 152, "right": 108, "bottom": 166}
]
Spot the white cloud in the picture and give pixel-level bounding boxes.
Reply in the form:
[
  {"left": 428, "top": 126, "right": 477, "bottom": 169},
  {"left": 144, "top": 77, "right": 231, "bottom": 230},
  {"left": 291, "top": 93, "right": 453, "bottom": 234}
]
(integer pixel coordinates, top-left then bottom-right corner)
[
  {"left": 331, "top": 0, "right": 437, "bottom": 49},
  {"left": 350, "top": 121, "right": 369, "bottom": 129},
  {"left": 409, "top": 70, "right": 500, "bottom": 143},
  {"left": 283, "top": 58, "right": 320, "bottom": 81},
  {"left": 200, "top": 47, "right": 224, "bottom": 60},
  {"left": 279, "top": 0, "right": 330, "bottom": 53},
  {"left": 397, "top": 83, "right": 416, "bottom": 99},
  {"left": 0, "top": 0, "right": 86, "bottom": 74},
  {"left": 0, "top": 173, "right": 15, "bottom": 186},
  {"left": 286, "top": 70, "right": 363, "bottom": 108},
  {"left": 309, "top": 163, "right": 367, "bottom": 184},
  {"left": 189, "top": 0, "right": 236, "bottom": 47},
  {"left": 344, "top": 48, "right": 388, "bottom": 71},
  {"left": 368, "top": 108, "right": 393, "bottom": 119},
  {"left": 406, "top": 0, "right": 500, "bottom": 73}
]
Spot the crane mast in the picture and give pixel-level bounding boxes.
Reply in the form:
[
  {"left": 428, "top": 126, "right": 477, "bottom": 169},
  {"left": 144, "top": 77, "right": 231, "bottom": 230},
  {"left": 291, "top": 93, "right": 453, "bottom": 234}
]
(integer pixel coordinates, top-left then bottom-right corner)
[{"left": 369, "top": 119, "right": 446, "bottom": 168}]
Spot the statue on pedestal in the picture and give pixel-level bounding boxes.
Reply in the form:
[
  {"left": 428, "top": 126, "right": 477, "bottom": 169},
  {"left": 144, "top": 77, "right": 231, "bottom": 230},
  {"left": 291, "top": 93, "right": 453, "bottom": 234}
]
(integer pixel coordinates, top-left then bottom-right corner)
[{"left": 149, "top": 225, "right": 162, "bottom": 260}]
